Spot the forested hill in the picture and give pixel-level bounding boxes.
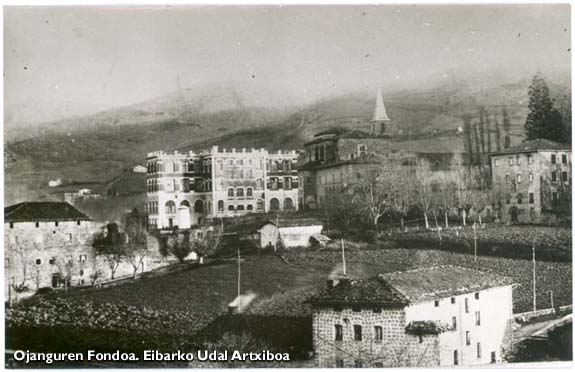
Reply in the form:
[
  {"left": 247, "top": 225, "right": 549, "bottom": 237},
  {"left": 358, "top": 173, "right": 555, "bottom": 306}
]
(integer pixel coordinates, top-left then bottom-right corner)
[{"left": 5, "top": 76, "right": 570, "bottom": 205}]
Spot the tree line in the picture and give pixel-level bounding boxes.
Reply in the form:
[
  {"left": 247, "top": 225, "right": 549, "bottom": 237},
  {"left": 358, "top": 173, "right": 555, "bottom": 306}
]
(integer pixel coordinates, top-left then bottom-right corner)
[{"left": 321, "top": 154, "right": 498, "bottom": 239}]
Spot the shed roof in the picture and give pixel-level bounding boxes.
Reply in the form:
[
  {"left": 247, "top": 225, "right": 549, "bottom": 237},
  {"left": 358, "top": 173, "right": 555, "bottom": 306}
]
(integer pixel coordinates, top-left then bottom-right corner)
[{"left": 5, "top": 202, "right": 91, "bottom": 223}]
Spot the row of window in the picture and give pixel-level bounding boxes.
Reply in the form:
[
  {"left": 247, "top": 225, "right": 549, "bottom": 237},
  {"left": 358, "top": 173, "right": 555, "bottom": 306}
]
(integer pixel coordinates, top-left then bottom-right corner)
[
  {"left": 227, "top": 187, "right": 255, "bottom": 198},
  {"left": 35, "top": 254, "right": 87, "bottom": 266},
  {"left": 147, "top": 178, "right": 213, "bottom": 193},
  {"left": 8, "top": 221, "right": 82, "bottom": 229},
  {"left": 453, "top": 344, "right": 492, "bottom": 365},
  {"left": 266, "top": 160, "right": 294, "bottom": 172},
  {"left": 505, "top": 192, "right": 535, "bottom": 205},
  {"left": 218, "top": 199, "right": 264, "bottom": 212},
  {"left": 494, "top": 153, "right": 569, "bottom": 167},
  {"left": 148, "top": 159, "right": 212, "bottom": 174}
]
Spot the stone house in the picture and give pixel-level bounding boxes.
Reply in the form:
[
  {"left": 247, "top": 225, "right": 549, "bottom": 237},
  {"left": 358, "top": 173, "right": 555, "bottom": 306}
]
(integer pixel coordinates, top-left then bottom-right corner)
[
  {"left": 4, "top": 202, "right": 172, "bottom": 303},
  {"left": 258, "top": 218, "right": 324, "bottom": 249},
  {"left": 308, "top": 266, "right": 514, "bottom": 368},
  {"left": 297, "top": 89, "right": 454, "bottom": 210},
  {"left": 489, "top": 139, "right": 571, "bottom": 224},
  {"left": 4, "top": 202, "right": 100, "bottom": 298}
]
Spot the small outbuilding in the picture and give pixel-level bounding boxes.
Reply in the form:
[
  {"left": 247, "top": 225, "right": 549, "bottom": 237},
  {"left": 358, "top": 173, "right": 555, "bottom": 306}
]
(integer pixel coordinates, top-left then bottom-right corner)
[
  {"left": 132, "top": 165, "right": 147, "bottom": 173},
  {"left": 258, "top": 218, "right": 324, "bottom": 250}
]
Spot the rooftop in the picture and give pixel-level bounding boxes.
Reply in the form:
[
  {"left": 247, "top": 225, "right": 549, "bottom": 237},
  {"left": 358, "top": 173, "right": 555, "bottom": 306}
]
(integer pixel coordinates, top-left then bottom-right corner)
[
  {"left": 490, "top": 139, "right": 571, "bottom": 156},
  {"left": 5, "top": 202, "right": 91, "bottom": 223},
  {"left": 380, "top": 266, "right": 513, "bottom": 304},
  {"left": 310, "top": 266, "right": 513, "bottom": 307},
  {"left": 260, "top": 218, "right": 323, "bottom": 228}
]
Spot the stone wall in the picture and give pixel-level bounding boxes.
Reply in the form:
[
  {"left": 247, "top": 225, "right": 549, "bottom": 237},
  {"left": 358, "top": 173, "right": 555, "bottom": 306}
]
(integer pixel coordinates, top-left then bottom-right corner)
[
  {"left": 312, "top": 306, "right": 440, "bottom": 368},
  {"left": 491, "top": 150, "right": 571, "bottom": 223},
  {"left": 5, "top": 221, "right": 174, "bottom": 302},
  {"left": 5, "top": 220, "right": 101, "bottom": 293}
]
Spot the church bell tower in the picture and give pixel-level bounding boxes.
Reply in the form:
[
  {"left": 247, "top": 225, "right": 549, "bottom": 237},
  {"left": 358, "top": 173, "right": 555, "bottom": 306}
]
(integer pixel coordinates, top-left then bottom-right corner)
[{"left": 370, "top": 88, "right": 391, "bottom": 136}]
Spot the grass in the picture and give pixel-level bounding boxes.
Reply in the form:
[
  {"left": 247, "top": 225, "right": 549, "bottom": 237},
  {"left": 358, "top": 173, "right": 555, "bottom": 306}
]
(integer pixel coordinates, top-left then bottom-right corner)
[
  {"left": 283, "top": 247, "right": 572, "bottom": 314},
  {"left": 8, "top": 244, "right": 572, "bottom": 359},
  {"left": 57, "top": 255, "right": 326, "bottom": 314}
]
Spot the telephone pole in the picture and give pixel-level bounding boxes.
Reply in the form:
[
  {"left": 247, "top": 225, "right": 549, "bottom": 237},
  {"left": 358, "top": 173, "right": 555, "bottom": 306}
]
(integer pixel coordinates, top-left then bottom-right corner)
[
  {"left": 341, "top": 239, "right": 347, "bottom": 276},
  {"left": 237, "top": 246, "right": 241, "bottom": 313},
  {"left": 532, "top": 241, "right": 537, "bottom": 313}
]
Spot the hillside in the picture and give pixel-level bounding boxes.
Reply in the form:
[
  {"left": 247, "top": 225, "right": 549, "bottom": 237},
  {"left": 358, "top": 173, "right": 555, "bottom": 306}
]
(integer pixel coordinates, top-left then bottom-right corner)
[{"left": 5, "top": 77, "right": 570, "bottom": 209}]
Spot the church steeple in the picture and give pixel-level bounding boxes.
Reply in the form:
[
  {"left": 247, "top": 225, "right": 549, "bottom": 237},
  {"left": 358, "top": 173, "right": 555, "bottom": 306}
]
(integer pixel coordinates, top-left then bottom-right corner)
[{"left": 370, "top": 87, "right": 391, "bottom": 135}]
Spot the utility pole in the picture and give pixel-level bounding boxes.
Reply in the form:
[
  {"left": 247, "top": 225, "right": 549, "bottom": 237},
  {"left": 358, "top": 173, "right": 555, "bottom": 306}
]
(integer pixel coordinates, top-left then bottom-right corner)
[
  {"left": 550, "top": 290, "right": 555, "bottom": 313},
  {"left": 341, "top": 239, "right": 347, "bottom": 276},
  {"left": 473, "top": 222, "right": 478, "bottom": 263},
  {"left": 532, "top": 241, "right": 537, "bottom": 313},
  {"left": 237, "top": 246, "right": 241, "bottom": 313}
]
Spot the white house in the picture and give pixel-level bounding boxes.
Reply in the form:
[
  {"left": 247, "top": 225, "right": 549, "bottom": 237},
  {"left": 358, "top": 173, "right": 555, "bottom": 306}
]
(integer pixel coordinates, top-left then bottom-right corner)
[
  {"left": 309, "top": 266, "right": 514, "bottom": 368},
  {"left": 132, "top": 165, "right": 147, "bottom": 173},
  {"left": 258, "top": 218, "right": 323, "bottom": 249},
  {"left": 48, "top": 179, "right": 62, "bottom": 188}
]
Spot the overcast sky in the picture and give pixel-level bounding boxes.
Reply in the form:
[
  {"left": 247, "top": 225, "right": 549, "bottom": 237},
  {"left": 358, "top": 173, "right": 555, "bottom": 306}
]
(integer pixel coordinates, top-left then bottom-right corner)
[{"left": 4, "top": 4, "right": 571, "bottom": 125}]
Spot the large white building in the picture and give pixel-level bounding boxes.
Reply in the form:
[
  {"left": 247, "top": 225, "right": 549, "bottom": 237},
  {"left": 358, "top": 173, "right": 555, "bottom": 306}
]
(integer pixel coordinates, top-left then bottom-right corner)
[
  {"left": 146, "top": 146, "right": 299, "bottom": 230},
  {"left": 309, "top": 266, "right": 514, "bottom": 368}
]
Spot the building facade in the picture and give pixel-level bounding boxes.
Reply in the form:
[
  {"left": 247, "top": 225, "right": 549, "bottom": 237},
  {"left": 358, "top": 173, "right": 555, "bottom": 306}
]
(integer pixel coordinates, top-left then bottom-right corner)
[
  {"left": 4, "top": 202, "right": 100, "bottom": 297},
  {"left": 309, "top": 266, "right": 514, "bottom": 368},
  {"left": 297, "top": 89, "right": 454, "bottom": 210},
  {"left": 258, "top": 218, "right": 323, "bottom": 249},
  {"left": 489, "top": 139, "right": 571, "bottom": 223},
  {"left": 146, "top": 146, "right": 299, "bottom": 230}
]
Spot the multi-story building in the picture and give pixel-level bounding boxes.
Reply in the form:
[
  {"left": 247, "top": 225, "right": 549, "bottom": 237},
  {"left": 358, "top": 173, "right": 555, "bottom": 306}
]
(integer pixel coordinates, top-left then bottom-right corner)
[
  {"left": 4, "top": 202, "right": 99, "bottom": 298},
  {"left": 146, "top": 146, "right": 299, "bottom": 229},
  {"left": 489, "top": 139, "right": 571, "bottom": 223},
  {"left": 309, "top": 266, "right": 514, "bottom": 368},
  {"left": 297, "top": 89, "right": 452, "bottom": 209}
]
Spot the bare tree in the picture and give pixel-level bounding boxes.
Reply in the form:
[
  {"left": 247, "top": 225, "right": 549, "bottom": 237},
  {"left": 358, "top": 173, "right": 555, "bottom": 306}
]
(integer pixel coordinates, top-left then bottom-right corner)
[
  {"left": 502, "top": 108, "right": 511, "bottom": 149},
  {"left": 161, "top": 231, "right": 192, "bottom": 263},
  {"left": 93, "top": 223, "right": 124, "bottom": 280},
  {"left": 355, "top": 169, "right": 395, "bottom": 231},
  {"left": 390, "top": 162, "right": 417, "bottom": 230},
  {"left": 451, "top": 153, "right": 475, "bottom": 226},
  {"left": 414, "top": 158, "right": 434, "bottom": 229},
  {"left": 124, "top": 220, "right": 149, "bottom": 279},
  {"left": 494, "top": 114, "right": 502, "bottom": 152},
  {"left": 323, "top": 187, "right": 364, "bottom": 236}
]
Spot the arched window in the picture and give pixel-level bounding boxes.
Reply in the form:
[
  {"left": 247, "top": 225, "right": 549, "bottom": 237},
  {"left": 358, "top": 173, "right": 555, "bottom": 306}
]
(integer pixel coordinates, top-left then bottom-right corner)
[
  {"left": 228, "top": 205, "right": 235, "bottom": 211},
  {"left": 247, "top": 204, "right": 253, "bottom": 211},
  {"left": 284, "top": 198, "right": 294, "bottom": 210},
  {"left": 236, "top": 188, "right": 244, "bottom": 197},
  {"left": 237, "top": 205, "right": 245, "bottom": 211},
  {"left": 257, "top": 199, "right": 264, "bottom": 211},
  {"left": 270, "top": 198, "right": 280, "bottom": 211},
  {"left": 218, "top": 200, "right": 224, "bottom": 212},
  {"left": 228, "top": 188, "right": 234, "bottom": 197},
  {"left": 247, "top": 187, "right": 253, "bottom": 197},
  {"left": 180, "top": 200, "right": 191, "bottom": 208},
  {"left": 194, "top": 200, "right": 205, "bottom": 213},
  {"left": 165, "top": 201, "right": 176, "bottom": 214}
]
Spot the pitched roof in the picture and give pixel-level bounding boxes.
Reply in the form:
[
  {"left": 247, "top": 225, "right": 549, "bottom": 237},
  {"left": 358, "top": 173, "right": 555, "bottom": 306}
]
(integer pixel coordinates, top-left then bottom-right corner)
[
  {"left": 261, "top": 218, "right": 323, "bottom": 228},
  {"left": 490, "top": 139, "right": 571, "bottom": 156},
  {"left": 5, "top": 202, "right": 91, "bottom": 223},
  {"left": 372, "top": 87, "right": 390, "bottom": 122},
  {"left": 309, "top": 266, "right": 513, "bottom": 307},
  {"left": 380, "top": 266, "right": 513, "bottom": 304},
  {"left": 309, "top": 276, "right": 409, "bottom": 307}
]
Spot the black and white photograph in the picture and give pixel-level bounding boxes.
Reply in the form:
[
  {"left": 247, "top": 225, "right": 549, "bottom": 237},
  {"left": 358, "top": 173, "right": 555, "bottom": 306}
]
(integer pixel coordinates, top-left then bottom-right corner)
[{"left": 3, "top": 3, "right": 572, "bottom": 369}]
